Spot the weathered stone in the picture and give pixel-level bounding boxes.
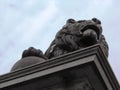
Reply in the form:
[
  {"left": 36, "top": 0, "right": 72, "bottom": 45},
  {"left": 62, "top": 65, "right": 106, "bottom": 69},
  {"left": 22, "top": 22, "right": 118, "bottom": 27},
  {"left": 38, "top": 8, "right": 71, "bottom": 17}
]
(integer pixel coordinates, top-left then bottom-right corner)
[
  {"left": 11, "top": 56, "right": 45, "bottom": 71},
  {"left": 0, "top": 45, "right": 119, "bottom": 90}
]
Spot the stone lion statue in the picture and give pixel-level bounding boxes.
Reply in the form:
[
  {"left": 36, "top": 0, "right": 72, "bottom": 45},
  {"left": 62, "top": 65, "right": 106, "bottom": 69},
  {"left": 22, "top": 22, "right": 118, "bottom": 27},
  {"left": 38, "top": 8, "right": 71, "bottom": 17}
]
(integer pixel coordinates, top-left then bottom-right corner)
[
  {"left": 11, "top": 18, "right": 109, "bottom": 71},
  {"left": 23, "top": 18, "right": 109, "bottom": 59},
  {"left": 45, "top": 18, "right": 109, "bottom": 59}
]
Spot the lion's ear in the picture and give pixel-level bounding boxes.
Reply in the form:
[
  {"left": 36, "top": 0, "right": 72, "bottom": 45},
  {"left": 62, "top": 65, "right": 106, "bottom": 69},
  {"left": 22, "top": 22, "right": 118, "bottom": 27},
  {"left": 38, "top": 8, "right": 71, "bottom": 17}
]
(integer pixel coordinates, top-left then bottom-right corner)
[
  {"left": 66, "top": 18, "right": 76, "bottom": 23},
  {"left": 92, "top": 18, "right": 101, "bottom": 24}
]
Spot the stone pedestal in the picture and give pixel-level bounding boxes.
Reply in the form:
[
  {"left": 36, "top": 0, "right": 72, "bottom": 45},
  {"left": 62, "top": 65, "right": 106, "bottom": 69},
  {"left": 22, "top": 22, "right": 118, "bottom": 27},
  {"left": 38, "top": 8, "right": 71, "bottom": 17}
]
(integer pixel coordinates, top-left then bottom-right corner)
[{"left": 0, "top": 44, "right": 119, "bottom": 90}]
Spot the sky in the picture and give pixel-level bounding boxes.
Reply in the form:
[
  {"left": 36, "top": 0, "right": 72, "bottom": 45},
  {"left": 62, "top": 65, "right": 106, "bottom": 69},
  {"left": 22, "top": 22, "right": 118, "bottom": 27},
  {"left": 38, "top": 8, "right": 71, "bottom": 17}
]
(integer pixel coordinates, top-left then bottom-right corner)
[{"left": 0, "top": 0, "right": 120, "bottom": 83}]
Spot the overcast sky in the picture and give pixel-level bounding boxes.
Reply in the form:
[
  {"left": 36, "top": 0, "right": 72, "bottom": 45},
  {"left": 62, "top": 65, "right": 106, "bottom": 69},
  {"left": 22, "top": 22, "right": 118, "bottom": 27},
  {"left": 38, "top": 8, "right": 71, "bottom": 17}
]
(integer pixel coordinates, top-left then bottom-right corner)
[{"left": 0, "top": 0, "right": 120, "bottom": 82}]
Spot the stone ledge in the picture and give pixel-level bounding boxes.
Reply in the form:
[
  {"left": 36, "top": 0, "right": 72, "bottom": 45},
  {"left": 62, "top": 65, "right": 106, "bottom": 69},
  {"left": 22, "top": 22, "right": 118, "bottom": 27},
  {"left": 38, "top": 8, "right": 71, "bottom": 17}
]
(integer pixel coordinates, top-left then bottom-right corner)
[{"left": 0, "top": 44, "right": 119, "bottom": 90}]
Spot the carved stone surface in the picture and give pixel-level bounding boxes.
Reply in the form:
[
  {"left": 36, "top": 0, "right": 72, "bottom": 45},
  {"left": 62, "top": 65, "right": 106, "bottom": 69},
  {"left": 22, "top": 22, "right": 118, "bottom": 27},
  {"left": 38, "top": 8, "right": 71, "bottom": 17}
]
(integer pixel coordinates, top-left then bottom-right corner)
[
  {"left": 11, "top": 56, "right": 45, "bottom": 72},
  {"left": 22, "top": 47, "right": 46, "bottom": 59},
  {"left": 11, "top": 47, "right": 46, "bottom": 71}
]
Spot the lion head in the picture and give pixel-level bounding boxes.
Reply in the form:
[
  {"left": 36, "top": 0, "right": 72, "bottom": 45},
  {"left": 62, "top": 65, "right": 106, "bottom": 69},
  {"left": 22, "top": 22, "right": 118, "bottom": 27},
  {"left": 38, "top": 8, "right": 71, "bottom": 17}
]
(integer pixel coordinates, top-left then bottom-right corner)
[{"left": 45, "top": 18, "right": 108, "bottom": 59}]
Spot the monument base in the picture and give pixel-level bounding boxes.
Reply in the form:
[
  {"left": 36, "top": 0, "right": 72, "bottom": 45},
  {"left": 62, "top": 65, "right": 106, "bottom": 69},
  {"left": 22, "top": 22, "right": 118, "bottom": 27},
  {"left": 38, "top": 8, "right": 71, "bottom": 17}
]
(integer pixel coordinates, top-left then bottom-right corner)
[{"left": 0, "top": 44, "right": 119, "bottom": 90}]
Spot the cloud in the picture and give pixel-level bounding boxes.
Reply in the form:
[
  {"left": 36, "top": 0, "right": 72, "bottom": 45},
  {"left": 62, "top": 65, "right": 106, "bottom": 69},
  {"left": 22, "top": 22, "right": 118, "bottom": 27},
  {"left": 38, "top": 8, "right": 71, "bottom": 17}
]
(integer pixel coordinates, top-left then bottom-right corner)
[
  {"left": 93, "top": 0, "right": 113, "bottom": 12},
  {"left": 15, "top": 0, "right": 57, "bottom": 42}
]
